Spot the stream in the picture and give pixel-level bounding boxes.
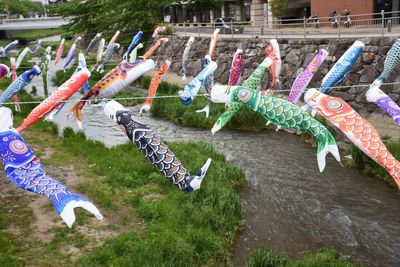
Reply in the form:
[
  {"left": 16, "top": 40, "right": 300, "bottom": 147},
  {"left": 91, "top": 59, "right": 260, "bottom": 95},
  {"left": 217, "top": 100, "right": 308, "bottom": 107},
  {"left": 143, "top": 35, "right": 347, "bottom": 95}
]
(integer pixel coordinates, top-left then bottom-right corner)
[{"left": 26, "top": 62, "right": 400, "bottom": 267}]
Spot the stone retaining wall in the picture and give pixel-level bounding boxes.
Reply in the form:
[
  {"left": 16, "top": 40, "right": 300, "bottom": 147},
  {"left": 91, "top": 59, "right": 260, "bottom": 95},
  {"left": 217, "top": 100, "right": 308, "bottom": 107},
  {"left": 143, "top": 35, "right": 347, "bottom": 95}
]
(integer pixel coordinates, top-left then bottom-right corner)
[{"left": 154, "top": 35, "right": 400, "bottom": 115}]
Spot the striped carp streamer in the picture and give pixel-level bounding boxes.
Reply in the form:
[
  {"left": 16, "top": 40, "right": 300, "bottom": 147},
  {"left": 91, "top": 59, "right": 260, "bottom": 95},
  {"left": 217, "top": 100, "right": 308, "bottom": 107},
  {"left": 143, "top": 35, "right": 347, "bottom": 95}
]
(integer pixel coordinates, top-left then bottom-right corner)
[
  {"left": 305, "top": 89, "right": 400, "bottom": 188},
  {"left": 129, "top": 43, "right": 143, "bottom": 62},
  {"left": 123, "top": 31, "right": 143, "bottom": 60},
  {"left": 0, "top": 107, "right": 103, "bottom": 228},
  {"left": 96, "top": 43, "right": 120, "bottom": 73},
  {"left": 140, "top": 59, "right": 171, "bottom": 114},
  {"left": 288, "top": 49, "right": 328, "bottom": 104},
  {"left": 85, "top": 33, "right": 101, "bottom": 55},
  {"left": 179, "top": 61, "right": 218, "bottom": 105},
  {"left": 30, "top": 39, "right": 42, "bottom": 55},
  {"left": 265, "top": 39, "right": 281, "bottom": 92},
  {"left": 68, "top": 59, "right": 155, "bottom": 128},
  {"left": 228, "top": 48, "right": 245, "bottom": 86},
  {"left": 152, "top": 26, "right": 166, "bottom": 39},
  {"left": 108, "top": 31, "right": 120, "bottom": 46},
  {"left": 181, "top": 36, "right": 195, "bottom": 81},
  {"left": 320, "top": 40, "right": 364, "bottom": 94},
  {"left": 366, "top": 38, "right": 400, "bottom": 126},
  {"left": 17, "top": 68, "right": 91, "bottom": 132},
  {"left": 64, "top": 36, "right": 82, "bottom": 71},
  {"left": 104, "top": 100, "right": 212, "bottom": 192},
  {"left": 16, "top": 47, "right": 30, "bottom": 69},
  {"left": 211, "top": 58, "right": 340, "bottom": 172},
  {"left": 1, "top": 40, "right": 18, "bottom": 58},
  {"left": 0, "top": 66, "right": 41, "bottom": 105},
  {"left": 0, "top": 64, "right": 10, "bottom": 79},
  {"left": 41, "top": 53, "right": 51, "bottom": 98},
  {"left": 54, "top": 38, "right": 65, "bottom": 65}
]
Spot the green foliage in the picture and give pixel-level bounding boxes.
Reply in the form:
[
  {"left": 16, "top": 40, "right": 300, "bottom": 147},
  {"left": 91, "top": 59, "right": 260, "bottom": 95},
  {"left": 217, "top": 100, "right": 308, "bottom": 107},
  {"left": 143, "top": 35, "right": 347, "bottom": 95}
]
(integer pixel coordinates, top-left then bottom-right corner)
[
  {"left": 148, "top": 78, "right": 269, "bottom": 131},
  {"left": 246, "top": 247, "right": 360, "bottom": 267},
  {"left": 270, "top": 0, "right": 287, "bottom": 18},
  {"left": 0, "top": 0, "right": 43, "bottom": 16},
  {"left": 55, "top": 0, "right": 171, "bottom": 42},
  {"left": 349, "top": 136, "right": 399, "bottom": 188},
  {"left": 11, "top": 29, "right": 61, "bottom": 40}
]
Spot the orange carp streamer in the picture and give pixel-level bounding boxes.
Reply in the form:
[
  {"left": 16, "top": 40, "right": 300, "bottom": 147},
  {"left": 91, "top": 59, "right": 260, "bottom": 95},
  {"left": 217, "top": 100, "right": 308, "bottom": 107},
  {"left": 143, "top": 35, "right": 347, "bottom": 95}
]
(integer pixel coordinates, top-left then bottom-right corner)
[
  {"left": 143, "top": 38, "right": 169, "bottom": 60},
  {"left": 140, "top": 60, "right": 171, "bottom": 114},
  {"left": 17, "top": 69, "right": 91, "bottom": 132},
  {"left": 305, "top": 89, "right": 400, "bottom": 188}
]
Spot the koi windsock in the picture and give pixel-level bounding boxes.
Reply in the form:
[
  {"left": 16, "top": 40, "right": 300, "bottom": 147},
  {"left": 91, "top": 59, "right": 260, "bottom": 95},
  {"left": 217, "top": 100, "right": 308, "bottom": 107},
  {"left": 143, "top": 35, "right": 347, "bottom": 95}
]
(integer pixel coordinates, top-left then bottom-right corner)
[
  {"left": 288, "top": 49, "right": 328, "bottom": 104},
  {"left": 265, "top": 39, "right": 281, "bottom": 92},
  {"left": 54, "top": 38, "right": 65, "bottom": 65},
  {"left": 181, "top": 36, "right": 195, "bottom": 81},
  {"left": 68, "top": 59, "right": 155, "bottom": 128},
  {"left": 1, "top": 40, "right": 18, "bottom": 58},
  {"left": 104, "top": 100, "right": 212, "bottom": 192},
  {"left": 305, "top": 89, "right": 400, "bottom": 188},
  {"left": 140, "top": 60, "right": 171, "bottom": 114},
  {"left": 17, "top": 68, "right": 91, "bottom": 132},
  {"left": 123, "top": 31, "right": 143, "bottom": 60},
  {"left": 0, "top": 106, "right": 103, "bottom": 228},
  {"left": 366, "top": 38, "right": 400, "bottom": 126}
]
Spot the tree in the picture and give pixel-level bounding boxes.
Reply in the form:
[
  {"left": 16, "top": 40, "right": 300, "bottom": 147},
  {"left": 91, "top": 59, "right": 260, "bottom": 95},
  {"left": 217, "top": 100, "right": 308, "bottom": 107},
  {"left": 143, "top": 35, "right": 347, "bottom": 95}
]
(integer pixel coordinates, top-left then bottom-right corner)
[
  {"left": 0, "top": 0, "right": 42, "bottom": 16},
  {"left": 56, "top": 0, "right": 172, "bottom": 41},
  {"left": 187, "top": 0, "right": 222, "bottom": 10},
  {"left": 269, "top": 0, "right": 287, "bottom": 18}
]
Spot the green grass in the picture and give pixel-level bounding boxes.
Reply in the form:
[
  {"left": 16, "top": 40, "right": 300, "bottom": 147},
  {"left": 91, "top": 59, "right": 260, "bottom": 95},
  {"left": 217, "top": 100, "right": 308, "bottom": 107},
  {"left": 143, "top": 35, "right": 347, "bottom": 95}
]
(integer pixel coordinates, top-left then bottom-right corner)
[
  {"left": 349, "top": 137, "right": 400, "bottom": 188},
  {"left": 149, "top": 78, "right": 268, "bottom": 132},
  {"left": 245, "top": 247, "right": 360, "bottom": 267},
  {"left": 1, "top": 92, "right": 247, "bottom": 266},
  {"left": 11, "top": 28, "right": 62, "bottom": 40}
]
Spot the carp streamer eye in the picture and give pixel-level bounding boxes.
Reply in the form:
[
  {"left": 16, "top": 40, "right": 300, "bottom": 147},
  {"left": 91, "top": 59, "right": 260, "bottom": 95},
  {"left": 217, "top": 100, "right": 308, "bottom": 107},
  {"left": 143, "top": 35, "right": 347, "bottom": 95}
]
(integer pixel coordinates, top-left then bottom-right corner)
[{"left": 328, "top": 100, "right": 343, "bottom": 110}]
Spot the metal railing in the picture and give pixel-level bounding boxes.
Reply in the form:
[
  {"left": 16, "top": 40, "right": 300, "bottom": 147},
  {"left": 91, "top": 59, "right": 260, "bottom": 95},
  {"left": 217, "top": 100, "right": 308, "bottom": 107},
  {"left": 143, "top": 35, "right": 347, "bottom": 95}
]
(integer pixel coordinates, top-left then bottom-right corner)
[{"left": 170, "top": 11, "right": 400, "bottom": 39}]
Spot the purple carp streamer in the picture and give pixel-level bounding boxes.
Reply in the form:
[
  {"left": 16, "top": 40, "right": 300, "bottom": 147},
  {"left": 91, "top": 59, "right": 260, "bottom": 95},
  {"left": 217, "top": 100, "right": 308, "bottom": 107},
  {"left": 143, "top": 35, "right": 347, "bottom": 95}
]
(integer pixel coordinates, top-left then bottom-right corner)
[
  {"left": 288, "top": 49, "right": 328, "bottom": 104},
  {"left": 181, "top": 36, "right": 195, "bottom": 81},
  {"left": 104, "top": 101, "right": 212, "bottom": 192},
  {"left": 152, "top": 26, "right": 166, "bottom": 39},
  {"left": 0, "top": 107, "right": 103, "bottom": 228},
  {"left": 64, "top": 36, "right": 82, "bottom": 71},
  {"left": 0, "top": 64, "right": 10, "bottom": 79},
  {"left": 228, "top": 48, "right": 245, "bottom": 86},
  {"left": 1, "top": 40, "right": 18, "bottom": 58},
  {"left": 85, "top": 33, "right": 101, "bottom": 55},
  {"left": 366, "top": 38, "right": 400, "bottom": 126}
]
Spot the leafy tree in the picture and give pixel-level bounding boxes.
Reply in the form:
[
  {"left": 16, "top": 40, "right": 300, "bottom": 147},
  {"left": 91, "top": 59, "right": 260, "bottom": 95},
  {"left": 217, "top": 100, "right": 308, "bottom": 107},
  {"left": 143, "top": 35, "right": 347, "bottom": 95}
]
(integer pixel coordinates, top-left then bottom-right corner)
[
  {"left": 56, "top": 0, "right": 172, "bottom": 41},
  {"left": 270, "top": 0, "right": 287, "bottom": 18},
  {"left": 0, "top": 0, "right": 43, "bottom": 16},
  {"left": 187, "top": 0, "right": 222, "bottom": 9}
]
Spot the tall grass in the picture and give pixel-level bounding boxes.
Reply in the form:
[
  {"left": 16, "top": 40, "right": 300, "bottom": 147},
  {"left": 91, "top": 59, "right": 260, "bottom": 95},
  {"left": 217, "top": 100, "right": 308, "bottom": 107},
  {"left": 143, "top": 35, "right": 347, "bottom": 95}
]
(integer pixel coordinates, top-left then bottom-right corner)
[
  {"left": 349, "top": 137, "right": 400, "bottom": 188},
  {"left": 245, "top": 247, "right": 360, "bottom": 267}
]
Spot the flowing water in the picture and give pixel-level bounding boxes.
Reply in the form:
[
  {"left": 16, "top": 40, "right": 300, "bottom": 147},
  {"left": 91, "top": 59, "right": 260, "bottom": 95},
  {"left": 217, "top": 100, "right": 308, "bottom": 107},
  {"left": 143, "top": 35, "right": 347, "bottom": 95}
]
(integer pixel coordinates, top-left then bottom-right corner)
[{"left": 26, "top": 65, "right": 400, "bottom": 267}]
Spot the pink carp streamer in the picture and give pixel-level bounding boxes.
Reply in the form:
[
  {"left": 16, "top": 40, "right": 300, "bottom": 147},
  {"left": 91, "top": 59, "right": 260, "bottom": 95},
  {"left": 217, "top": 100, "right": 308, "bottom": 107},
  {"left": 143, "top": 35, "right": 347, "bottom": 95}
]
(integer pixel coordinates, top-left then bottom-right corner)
[
  {"left": 265, "top": 39, "right": 281, "bottom": 93},
  {"left": 10, "top": 58, "right": 20, "bottom": 112},
  {"left": 288, "top": 49, "right": 328, "bottom": 104},
  {"left": 305, "top": 89, "right": 400, "bottom": 188},
  {"left": 228, "top": 49, "right": 244, "bottom": 86},
  {"left": 54, "top": 38, "right": 65, "bottom": 65},
  {"left": 108, "top": 31, "right": 120, "bottom": 46},
  {"left": 140, "top": 60, "right": 171, "bottom": 114},
  {"left": 152, "top": 26, "right": 166, "bottom": 38}
]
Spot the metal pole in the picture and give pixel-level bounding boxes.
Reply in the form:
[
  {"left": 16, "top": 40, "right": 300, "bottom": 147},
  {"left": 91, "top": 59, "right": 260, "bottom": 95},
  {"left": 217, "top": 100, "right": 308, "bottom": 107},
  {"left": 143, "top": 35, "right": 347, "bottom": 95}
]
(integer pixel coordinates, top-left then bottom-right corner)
[
  {"left": 275, "top": 19, "right": 278, "bottom": 39},
  {"left": 303, "top": 16, "right": 306, "bottom": 39},
  {"left": 198, "top": 22, "right": 200, "bottom": 37},
  {"left": 338, "top": 13, "right": 341, "bottom": 39},
  {"left": 381, "top": 9, "right": 385, "bottom": 38}
]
